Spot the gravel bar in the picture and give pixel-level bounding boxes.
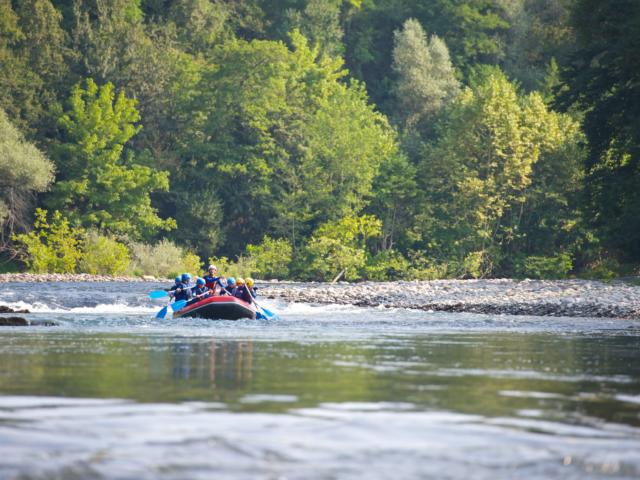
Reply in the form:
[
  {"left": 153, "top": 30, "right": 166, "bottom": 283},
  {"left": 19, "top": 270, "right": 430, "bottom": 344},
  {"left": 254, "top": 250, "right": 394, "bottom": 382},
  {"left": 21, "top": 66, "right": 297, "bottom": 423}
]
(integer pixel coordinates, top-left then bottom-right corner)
[{"left": 262, "top": 279, "right": 640, "bottom": 319}]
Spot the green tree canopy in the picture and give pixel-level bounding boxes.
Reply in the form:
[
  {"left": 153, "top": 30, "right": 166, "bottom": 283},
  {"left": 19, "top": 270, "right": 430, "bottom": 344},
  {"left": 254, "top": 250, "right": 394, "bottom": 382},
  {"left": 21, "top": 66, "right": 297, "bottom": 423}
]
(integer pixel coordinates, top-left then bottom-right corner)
[
  {"left": 46, "top": 78, "right": 175, "bottom": 239},
  {"left": 0, "top": 109, "right": 55, "bottom": 248},
  {"left": 561, "top": 0, "right": 640, "bottom": 262}
]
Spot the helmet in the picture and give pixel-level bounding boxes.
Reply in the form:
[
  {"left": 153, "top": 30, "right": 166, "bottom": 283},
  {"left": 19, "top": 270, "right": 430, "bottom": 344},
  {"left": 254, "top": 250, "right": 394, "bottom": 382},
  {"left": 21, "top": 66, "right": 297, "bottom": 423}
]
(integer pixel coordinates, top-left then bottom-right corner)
[
  {"left": 227, "top": 277, "right": 235, "bottom": 286},
  {"left": 246, "top": 277, "right": 254, "bottom": 288},
  {"left": 181, "top": 273, "right": 191, "bottom": 282},
  {"left": 174, "top": 276, "right": 181, "bottom": 283},
  {"left": 236, "top": 277, "right": 245, "bottom": 286},
  {"left": 196, "top": 277, "right": 205, "bottom": 286},
  {"left": 208, "top": 264, "right": 217, "bottom": 272}
]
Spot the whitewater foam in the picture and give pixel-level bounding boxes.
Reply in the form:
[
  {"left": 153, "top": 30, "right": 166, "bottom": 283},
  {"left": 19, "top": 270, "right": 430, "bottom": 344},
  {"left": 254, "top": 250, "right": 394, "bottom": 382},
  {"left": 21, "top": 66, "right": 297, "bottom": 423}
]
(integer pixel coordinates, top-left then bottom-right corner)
[{"left": 0, "top": 301, "right": 156, "bottom": 315}]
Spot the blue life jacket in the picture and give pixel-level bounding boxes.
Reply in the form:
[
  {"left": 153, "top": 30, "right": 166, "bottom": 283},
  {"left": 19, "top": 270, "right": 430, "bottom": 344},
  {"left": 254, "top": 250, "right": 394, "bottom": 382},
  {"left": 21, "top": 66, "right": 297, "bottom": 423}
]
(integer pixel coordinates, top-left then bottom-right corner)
[
  {"left": 173, "top": 281, "right": 192, "bottom": 302},
  {"left": 234, "top": 285, "right": 254, "bottom": 304},
  {"left": 193, "top": 285, "right": 209, "bottom": 296}
]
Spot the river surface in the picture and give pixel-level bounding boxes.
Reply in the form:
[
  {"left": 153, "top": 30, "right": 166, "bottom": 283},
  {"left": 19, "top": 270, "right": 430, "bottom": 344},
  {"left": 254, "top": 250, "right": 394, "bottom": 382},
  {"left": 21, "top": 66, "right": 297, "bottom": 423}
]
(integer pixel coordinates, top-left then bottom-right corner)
[{"left": 1, "top": 281, "right": 639, "bottom": 479}]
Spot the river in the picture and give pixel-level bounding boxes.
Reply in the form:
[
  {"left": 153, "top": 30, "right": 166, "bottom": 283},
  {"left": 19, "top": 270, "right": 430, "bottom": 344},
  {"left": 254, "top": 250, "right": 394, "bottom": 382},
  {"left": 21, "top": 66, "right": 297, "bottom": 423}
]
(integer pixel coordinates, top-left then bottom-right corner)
[{"left": 1, "top": 281, "right": 639, "bottom": 479}]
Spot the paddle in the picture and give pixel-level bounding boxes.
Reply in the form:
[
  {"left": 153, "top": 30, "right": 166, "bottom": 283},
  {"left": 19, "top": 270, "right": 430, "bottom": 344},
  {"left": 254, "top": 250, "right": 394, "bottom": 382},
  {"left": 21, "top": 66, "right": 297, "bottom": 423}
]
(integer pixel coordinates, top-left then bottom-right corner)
[
  {"left": 149, "top": 283, "right": 204, "bottom": 299},
  {"left": 253, "top": 299, "right": 278, "bottom": 320},
  {"left": 155, "top": 299, "right": 187, "bottom": 319},
  {"left": 149, "top": 289, "right": 169, "bottom": 299}
]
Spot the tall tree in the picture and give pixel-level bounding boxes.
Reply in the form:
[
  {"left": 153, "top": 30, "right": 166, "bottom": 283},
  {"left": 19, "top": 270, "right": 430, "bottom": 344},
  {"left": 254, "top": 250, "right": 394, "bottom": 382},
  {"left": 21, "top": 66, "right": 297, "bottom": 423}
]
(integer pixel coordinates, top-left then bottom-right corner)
[
  {"left": 416, "top": 71, "right": 583, "bottom": 275},
  {"left": 561, "top": 0, "right": 640, "bottom": 262},
  {"left": 391, "top": 18, "right": 459, "bottom": 130},
  {"left": 0, "top": 109, "right": 55, "bottom": 249},
  {"left": 46, "top": 79, "right": 174, "bottom": 239},
  {"left": 180, "top": 31, "right": 398, "bottom": 256}
]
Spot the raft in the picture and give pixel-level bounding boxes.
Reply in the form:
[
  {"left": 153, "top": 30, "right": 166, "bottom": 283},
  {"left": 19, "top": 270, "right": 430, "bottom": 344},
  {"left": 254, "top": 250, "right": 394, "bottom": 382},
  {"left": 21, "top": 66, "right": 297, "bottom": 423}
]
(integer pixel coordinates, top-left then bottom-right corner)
[{"left": 173, "top": 295, "right": 257, "bottom": 320}]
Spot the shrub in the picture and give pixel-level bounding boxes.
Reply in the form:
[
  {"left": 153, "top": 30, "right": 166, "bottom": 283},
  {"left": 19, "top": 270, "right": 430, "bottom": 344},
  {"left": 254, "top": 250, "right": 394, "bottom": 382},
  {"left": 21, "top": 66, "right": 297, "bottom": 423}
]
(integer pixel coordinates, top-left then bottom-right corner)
[
  {"left": 516, "top": 253, "right": 573, "bottom": 279},
  {"left": 304, "top": 236, "right": 366, "bottom": 281},
  {"left": 245, "top": 236, "right": 292, "bottom": 279},
  {"left": 79, "top": 231, "right": 130, "bottom": 275},
  {"left": 406, "top": 251, "right": 451, "bottom": 280},
  {"left": 207, "top": 255, "right": 256, "bottom": 279},
  {"left": 13, "top": 209, "right": 83, "bottom": 273},
  {"left": 578, "top": 257, "right": 620, "bottom": 281},
  {"left": 363, "top": 250, "right": 410, "bottom": 280},
  {"left": 129, "top": 239, "right": 202, "bottom": 278}
]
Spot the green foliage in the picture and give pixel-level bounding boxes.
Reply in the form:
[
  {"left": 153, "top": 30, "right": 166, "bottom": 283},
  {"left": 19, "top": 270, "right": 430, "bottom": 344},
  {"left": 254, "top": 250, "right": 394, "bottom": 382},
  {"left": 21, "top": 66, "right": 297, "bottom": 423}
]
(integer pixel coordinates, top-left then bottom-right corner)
[
  {"left": 1, "top": 0, "right": 637, "bottom": 278},
  {"left": 362, "top": 250, "right": 410, "bottom": 281},
  {"left": 79, "top": 231, "right": 131, "bottom": 276},
  {"left": 13, "top": 209, "right": 83, "bottom": 273},
  {"left": 129, "top": 239, "right": 201, "bottom": 278},
  {"left": 246, "top": 236, "right": 293, "bottom": 279},
  {"left": 206, "top": 255, "right": 256, "bottom": 279},
  {"left": 561, "top": 0, "right": 640, "bottom": 263},
  {"left": 416, "top": 70, "right": 586, "bottom": 276},
  {"left": 303, "top": 215, "right": 382, "bottom": 281},
  {"left": 47, "top": 79, "right": 175, "bottom": 239},
  {"left": 391, "top": 18, "right": 459, "bottom": 129},
  {"left": 283, "top": 0, "right": 345, "bottom": 58},
  {"left": 0, "top": 108, "right": 55, "bottom": 247},
  {"left": 515, "top": 253, "right": 573, "bottom": 279},
  {"left": 184, "top": 32, "right": 398, "bottom": 255}
]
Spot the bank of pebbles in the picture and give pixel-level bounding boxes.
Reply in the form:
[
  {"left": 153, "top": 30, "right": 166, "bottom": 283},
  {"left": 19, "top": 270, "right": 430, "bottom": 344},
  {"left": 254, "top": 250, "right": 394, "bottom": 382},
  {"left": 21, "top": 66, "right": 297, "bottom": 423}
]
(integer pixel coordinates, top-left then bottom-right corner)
[
  {"left": 262, "top": 279, "right": 640, "bottom": 319},
  {"left": 0, "top": 273, "right": 165, "bottom": 283}
]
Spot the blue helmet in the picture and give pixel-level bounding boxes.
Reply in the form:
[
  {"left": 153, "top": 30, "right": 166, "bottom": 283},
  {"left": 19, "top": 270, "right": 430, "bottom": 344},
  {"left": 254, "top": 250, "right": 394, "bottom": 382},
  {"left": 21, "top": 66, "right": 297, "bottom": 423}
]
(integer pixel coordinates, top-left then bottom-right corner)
[
  {"left": 181, "top": 273, "right": 191, "bottom": 282},
  {"left": 227, "top": 277, "right": 235, "bottom": 286},
  {"left": 174, "top": 276, "right": 181, "bottom": 283},
  {"left": 196, "top": 277, "right": 205, "bottom": 286}
]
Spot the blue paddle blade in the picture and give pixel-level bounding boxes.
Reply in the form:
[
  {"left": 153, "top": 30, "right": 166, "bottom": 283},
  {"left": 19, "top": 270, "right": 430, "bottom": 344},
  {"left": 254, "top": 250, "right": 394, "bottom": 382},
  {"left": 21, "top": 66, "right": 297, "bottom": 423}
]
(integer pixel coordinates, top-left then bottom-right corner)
[
  {"left": 149, "top": 290, "right": 168, "bottom": 299},
  {"left": 171, "top": 300, "right": 187, "bottom": 312},
  {"left": 257, "top": 304, "right": 278, "bottom": 320},
  {"left": 256, "top": 311, "right": 267, "bottom": 320},
  {"left": 155, "top": 305, "right": 169, "bottom": 319}
]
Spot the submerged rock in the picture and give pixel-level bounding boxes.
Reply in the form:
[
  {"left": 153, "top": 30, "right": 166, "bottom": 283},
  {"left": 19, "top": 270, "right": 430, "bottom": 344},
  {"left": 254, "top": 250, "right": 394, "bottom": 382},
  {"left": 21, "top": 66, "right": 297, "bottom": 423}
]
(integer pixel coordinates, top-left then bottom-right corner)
[
  {"left": 0, "top": 305, "right": 30, "bottom": 314},
  {"left": 0, "top": 316, "right": 58, "bottom": 326},
  {"left": 0, "top": 316, "right": 28, "bottom": 326}
]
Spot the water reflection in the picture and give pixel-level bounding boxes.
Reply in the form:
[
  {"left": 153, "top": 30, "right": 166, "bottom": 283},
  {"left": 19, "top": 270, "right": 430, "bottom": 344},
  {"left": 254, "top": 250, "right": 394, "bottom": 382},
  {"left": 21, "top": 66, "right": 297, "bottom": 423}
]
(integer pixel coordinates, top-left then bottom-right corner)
[{"left": 0, "top": 332, "right": 639, "bottom": 427}]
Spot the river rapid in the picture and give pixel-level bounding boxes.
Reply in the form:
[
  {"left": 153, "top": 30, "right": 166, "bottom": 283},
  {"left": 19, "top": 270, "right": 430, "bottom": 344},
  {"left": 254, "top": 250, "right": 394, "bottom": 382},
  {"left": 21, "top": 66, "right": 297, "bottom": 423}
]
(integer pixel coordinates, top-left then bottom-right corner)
[{"left": 1, "top": 281, "right": 640, "bottom": 479}]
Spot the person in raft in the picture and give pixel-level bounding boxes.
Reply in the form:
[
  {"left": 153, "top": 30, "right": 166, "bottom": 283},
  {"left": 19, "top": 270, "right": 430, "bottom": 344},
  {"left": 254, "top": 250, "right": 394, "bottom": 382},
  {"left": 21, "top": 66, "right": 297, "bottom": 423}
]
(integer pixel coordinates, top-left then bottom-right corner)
[
  {"left": 203, "top": 264, "right": 225, "bottom": 294},
  {"left": 219, "top": 277, "right": 235, "bottom": 296},
  {"left": 167, "top": 276, "right": 181, "bottom": 297},
  {"left": 246, "top": 277, "right": 257, "bottom": 298},
  {"left": 187, "top": 277, "right": 211, "bottom": 305},
  {"left": 173, "top": 273, "right": 193, "bottom": 302},
  {"left": 233, "top": 278, "right": 255, "bottom": 304}
]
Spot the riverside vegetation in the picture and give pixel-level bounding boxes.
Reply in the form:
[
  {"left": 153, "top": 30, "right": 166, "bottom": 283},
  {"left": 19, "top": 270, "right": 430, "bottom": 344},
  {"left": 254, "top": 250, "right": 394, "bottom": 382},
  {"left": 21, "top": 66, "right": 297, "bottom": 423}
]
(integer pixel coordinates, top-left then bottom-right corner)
[{"left": 1, "top": 0, "right": 638, "bottom": 282}]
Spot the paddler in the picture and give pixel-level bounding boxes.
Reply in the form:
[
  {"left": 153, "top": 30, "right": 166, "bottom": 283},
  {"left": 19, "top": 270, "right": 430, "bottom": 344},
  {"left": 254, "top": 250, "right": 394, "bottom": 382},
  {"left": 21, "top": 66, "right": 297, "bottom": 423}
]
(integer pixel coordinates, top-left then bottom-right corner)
[
  {"left": 173, "top": 273, "right": 193, "bottom": 302},
  {"left": 187, "top": 277, "right": 210, "bottom": 305},
  {"left": 203, "top": 264, "right": 225, "bottom": 294}
]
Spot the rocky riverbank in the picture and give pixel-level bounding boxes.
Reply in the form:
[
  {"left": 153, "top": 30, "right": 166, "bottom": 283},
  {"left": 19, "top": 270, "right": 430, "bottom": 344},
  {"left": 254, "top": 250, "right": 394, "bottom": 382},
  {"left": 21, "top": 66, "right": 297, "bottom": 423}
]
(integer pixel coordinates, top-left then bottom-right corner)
[
  {"left": 262, "top": 279, "right": 640, "bottom": 319},
  {"left": 0, "top": 273, "right": 166, "bottom": 282}
]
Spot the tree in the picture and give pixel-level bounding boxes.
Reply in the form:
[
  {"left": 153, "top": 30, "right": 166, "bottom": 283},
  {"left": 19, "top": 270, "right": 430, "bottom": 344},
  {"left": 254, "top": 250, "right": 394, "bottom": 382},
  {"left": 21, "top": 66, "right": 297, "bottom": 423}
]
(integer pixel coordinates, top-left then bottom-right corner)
[
  {"left": 46, "top": 79, "right": 174, "bottom": 239},
  {"left": 181, "top": 31, "right": 398, "bottom": 256},
  {"left": 13, "top": 209, "right": 83, "bottom": 273},
  {"left": 303, "top": 214, "right": 382, "bottom": 280},
  {"left": 283, "top": 0, "right": 345, "bottom": 58},
  {"left": 416, "top": 71, "right": 584, "bottom": 275},
  {"left": 561, "top": 0, "right": 640, "bottom": 263},
  {"left": 391, "top": 18, "right": 459, "bottom": 130},
  {"left": 0, "top": 109, "right": 55, "bottom": 250}
]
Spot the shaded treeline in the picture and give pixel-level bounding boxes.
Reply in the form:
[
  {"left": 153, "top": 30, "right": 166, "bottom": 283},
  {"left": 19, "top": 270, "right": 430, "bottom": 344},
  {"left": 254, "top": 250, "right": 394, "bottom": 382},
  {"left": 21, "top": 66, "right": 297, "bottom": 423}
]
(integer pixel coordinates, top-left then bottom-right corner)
[{"left": 0, "top": 0, "right": 638, "bottom": 280}]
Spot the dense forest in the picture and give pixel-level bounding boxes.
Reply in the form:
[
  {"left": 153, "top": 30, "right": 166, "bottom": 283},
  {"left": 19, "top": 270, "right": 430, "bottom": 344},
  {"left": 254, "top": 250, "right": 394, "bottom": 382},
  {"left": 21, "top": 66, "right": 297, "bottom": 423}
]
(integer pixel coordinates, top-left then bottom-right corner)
[{"left": 1, "top": 0, "right": 638, "bottom": 281}]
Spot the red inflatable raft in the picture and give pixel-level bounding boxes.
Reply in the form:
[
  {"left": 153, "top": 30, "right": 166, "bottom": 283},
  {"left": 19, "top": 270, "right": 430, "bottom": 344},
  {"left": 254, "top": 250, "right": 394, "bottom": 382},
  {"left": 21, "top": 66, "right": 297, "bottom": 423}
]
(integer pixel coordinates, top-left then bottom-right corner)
[{"left": 173, "top": 295, "right": 257, "bottom": 320}]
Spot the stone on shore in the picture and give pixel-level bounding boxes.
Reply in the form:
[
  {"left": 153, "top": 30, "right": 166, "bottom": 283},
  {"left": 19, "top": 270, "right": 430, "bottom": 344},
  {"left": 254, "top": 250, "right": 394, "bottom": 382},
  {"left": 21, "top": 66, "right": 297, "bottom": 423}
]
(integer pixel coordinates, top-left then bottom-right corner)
[{"left": 261, "top": 279, "right": 640, "bottom": 319}]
